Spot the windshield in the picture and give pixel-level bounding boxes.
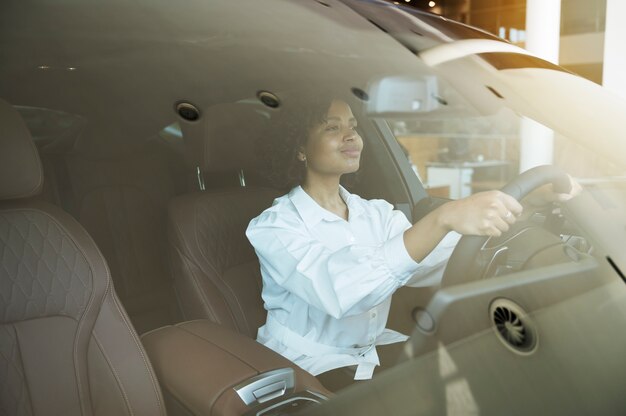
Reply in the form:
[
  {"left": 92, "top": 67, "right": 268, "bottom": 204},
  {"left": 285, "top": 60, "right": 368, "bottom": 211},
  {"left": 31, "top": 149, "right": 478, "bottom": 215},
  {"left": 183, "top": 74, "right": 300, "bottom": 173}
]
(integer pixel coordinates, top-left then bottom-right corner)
[{"left": 4, "top": 0, "right": 626, "bottom": 414}]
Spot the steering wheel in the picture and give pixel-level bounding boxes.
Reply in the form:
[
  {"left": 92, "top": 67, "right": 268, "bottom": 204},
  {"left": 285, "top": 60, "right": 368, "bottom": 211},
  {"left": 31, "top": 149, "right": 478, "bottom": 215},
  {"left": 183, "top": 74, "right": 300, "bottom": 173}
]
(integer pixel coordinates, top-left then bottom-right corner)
[{"left": 440, "top": 165, "right": 572, "bottom": 287}]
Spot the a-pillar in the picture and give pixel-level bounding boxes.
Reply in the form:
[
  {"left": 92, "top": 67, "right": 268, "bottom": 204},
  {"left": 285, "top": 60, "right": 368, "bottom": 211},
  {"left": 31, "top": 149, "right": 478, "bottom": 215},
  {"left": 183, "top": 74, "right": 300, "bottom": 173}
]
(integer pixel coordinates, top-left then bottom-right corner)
[
  {"left": 519, "top": 0, "right": 561, "bottom": 172},
  {"left": 603, "top": 0, "right": 626, "bottom": 101}
]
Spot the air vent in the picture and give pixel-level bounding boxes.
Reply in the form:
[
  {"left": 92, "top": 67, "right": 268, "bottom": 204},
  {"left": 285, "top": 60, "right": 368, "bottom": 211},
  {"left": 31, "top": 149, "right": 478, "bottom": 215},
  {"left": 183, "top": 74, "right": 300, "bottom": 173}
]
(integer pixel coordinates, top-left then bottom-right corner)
[{"left": 490, "top": 299, "right": 537, "bottom": 355}]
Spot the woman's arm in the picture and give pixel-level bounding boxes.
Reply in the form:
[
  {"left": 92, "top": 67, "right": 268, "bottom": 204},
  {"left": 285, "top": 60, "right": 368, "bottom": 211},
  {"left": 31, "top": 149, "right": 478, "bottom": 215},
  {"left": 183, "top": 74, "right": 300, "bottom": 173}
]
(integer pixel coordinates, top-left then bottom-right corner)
[
  {"left": 403, "top": 190, "right": 523, "bottom": 263},
  {"left": 403, "top": 176, "right": 582, "bottom": 263}
]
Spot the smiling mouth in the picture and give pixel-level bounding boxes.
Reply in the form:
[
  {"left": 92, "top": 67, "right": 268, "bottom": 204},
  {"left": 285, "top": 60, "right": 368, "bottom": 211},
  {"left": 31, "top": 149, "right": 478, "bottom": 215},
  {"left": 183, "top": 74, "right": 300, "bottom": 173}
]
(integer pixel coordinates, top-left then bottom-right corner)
[{"left": 341, "top": 149, "right": 361, "bottom": 157}]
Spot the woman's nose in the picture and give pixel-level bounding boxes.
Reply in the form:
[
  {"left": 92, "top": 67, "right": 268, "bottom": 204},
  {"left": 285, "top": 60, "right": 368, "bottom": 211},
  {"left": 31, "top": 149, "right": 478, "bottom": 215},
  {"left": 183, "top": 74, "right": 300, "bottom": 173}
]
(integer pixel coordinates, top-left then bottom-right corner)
[{"left": 343, "top": 129, "right": 356, "bottom": 141}]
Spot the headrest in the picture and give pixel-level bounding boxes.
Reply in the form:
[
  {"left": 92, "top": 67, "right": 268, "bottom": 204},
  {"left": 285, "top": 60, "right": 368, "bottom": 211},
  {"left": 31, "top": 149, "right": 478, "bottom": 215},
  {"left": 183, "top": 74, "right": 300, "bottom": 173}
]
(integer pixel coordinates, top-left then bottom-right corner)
[
  {"left": 0, "top": 99, "right": 43, "bottom": 201},
  {"left": 73, "top": 122, "right": 149, "bottom": 161},
  {"left": 180, "top": 103, "right": 268, "bottom": 173}
]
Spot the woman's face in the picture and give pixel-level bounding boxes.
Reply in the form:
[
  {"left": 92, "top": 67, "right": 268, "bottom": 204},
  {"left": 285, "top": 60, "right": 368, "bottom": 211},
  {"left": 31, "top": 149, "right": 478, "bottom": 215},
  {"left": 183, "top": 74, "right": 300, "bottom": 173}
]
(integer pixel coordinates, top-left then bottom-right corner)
[{"left": 300, "top": 100, "right": 363, "bottom": 178}]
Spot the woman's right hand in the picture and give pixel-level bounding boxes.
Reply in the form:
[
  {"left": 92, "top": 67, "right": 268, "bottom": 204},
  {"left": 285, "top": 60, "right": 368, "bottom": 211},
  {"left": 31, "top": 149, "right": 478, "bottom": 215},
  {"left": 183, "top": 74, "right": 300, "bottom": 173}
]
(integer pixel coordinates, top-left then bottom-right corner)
[{"left": 437, "top": 191, "right": 523, "bottom": 237}]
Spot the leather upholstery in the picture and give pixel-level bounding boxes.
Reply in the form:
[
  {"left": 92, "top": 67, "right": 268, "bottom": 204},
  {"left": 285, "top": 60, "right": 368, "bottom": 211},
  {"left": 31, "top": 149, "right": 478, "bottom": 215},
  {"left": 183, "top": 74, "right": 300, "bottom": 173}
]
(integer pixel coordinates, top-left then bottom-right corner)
[
  {"left": 0, "top": 99, "right": 43, "bottom": 200},
  {"left": 169, "top": 103, "right": 280, "bottom": 338},
  {"left": 168, "top": 188, "right": 278, "bottom": 337},
  {"left": 0, "top": 101, "right": 165, "bottom": 416},
  {"left": 141, "top": 320, "right": 329, "bottom": 416}
]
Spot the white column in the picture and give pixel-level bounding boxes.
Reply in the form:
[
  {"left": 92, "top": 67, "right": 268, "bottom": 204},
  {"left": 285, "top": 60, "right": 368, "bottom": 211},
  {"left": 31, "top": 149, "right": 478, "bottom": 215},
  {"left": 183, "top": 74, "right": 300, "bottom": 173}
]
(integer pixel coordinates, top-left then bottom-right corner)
[
  {"left": 603, "top": 0, "right": 626, "bottom": 101},
  {"left": 525, "top": 0, "right": 561, "bottom": 64},
  {"left": 519, "top": 0, "right": 561, "bottom": 172},
  {"left": 519, "top": 118, "right": 554, "bottom": 171}
]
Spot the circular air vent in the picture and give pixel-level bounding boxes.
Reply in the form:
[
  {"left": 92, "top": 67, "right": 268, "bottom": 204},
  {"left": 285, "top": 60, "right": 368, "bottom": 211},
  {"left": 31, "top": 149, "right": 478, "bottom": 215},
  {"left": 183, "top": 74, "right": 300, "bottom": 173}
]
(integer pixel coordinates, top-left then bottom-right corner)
[{"left": 490, "top": 299, "right": 537, "bottom": 355}]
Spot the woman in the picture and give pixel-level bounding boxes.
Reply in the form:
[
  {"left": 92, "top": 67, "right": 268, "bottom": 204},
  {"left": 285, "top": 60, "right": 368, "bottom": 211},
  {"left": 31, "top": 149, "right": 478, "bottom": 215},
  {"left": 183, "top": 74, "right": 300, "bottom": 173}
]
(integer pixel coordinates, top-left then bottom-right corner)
[{"left": 246, "top": 97, "right": 574, "bottom": 387}]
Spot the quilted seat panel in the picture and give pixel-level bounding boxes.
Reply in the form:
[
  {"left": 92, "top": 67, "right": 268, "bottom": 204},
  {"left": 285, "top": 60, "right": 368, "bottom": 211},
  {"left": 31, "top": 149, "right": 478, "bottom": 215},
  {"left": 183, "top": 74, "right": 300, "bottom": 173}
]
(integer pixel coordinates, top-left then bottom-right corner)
[
  {"left": 194, "top": 191, "right": 270, "bottom": 274},
  {"left": 168, "top": 188, "right": 278, "bottom": 337},
  {"left": 0, "top": 203, "right": 165, "bottom": 416},
  {"left": 0, "top": 208, "right": 94, "bottom": 416},
  {"left": 0, "top": 209, "right": 92, "bottom": 324}
]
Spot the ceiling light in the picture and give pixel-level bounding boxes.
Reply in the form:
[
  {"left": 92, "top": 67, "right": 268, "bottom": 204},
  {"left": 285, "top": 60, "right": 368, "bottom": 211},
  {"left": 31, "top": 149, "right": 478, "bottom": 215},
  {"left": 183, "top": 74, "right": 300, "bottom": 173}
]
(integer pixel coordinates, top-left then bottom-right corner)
[{"left": 429, "top": 1, "right": 436, "bottom": 6}]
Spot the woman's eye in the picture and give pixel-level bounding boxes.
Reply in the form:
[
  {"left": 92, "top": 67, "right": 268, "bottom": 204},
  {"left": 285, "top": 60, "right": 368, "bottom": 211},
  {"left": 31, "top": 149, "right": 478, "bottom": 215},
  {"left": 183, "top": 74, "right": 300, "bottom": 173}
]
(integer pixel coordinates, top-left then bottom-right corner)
[{"left": 324, "top": 124, "right": 357, "bottom": 132}]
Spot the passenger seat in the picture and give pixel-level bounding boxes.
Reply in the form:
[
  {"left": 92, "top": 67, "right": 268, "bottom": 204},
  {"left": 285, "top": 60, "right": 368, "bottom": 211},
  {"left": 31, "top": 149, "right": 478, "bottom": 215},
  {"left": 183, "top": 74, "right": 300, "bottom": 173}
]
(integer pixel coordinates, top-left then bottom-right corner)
[
  {"left": 168, "top": 104, "right": 279, "bottom": 338},
  {"left": 0, "top": 98, "right": 165, "bottom": 416}
]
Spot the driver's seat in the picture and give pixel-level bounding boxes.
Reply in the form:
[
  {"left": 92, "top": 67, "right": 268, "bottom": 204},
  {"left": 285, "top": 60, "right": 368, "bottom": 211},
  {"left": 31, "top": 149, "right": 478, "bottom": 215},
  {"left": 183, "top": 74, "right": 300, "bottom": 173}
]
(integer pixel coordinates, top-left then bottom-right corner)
[
  {"left": 167, "top": 104, "right": 279, "bottom": 338},
  {"left": 0, "top": 99, "right": 165, "bottom": 416}
]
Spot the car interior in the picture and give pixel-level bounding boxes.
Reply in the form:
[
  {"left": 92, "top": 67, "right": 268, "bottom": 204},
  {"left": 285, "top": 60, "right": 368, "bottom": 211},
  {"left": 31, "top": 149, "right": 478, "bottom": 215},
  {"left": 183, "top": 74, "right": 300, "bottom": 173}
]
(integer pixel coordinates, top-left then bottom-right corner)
[
  {"left": 5, "top": 1, "right": 626, "bottom": 415},
  {"left": 4, "top": 73, "right": 624, "bottom": 415},
  {"left": 3, "top": 86, "right": 432, "bottom": 414}
]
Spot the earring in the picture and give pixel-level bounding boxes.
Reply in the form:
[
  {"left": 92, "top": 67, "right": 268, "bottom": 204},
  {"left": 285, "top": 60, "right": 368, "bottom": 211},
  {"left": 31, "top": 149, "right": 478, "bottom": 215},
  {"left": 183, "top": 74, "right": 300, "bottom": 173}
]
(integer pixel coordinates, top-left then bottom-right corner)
[{"left": 300, "top": 154, "right": 307, "bottom": 168}]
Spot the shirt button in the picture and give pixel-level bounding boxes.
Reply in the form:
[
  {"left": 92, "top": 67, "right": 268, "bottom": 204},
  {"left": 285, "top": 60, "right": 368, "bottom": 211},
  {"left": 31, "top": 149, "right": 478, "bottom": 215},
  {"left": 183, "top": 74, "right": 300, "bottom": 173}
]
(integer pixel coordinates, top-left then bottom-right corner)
[{"left": 371, "top": 311, "right": 377, "bottom": 318}]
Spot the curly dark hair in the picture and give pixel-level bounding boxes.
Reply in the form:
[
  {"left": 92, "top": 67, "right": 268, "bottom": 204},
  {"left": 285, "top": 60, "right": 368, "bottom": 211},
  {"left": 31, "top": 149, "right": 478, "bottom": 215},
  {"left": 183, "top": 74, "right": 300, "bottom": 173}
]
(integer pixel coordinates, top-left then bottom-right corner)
[{"left": 257, "top": 94, "right": 337, "bottom": 191}]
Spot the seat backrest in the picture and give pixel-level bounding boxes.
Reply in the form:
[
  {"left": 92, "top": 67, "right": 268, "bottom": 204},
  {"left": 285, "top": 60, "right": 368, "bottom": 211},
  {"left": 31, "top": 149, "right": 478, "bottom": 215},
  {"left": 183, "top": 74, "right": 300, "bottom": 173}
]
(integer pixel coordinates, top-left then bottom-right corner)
[
  {"left": 0, "top": 99, "right": 165, "bottom": 416},
  {"left": 169, "top": 188, "right": 277, "bottom": 337},
  {"left": 168, "top": 104, "right": 279, "bottom": 338}
]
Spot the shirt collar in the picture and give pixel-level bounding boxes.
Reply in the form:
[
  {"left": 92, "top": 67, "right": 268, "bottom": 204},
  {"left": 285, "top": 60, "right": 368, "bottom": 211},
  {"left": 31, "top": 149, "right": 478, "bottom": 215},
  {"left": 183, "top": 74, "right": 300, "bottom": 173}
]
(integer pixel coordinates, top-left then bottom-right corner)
[{"left": 289, "top": 185, "right": 364, "bottom": 227}]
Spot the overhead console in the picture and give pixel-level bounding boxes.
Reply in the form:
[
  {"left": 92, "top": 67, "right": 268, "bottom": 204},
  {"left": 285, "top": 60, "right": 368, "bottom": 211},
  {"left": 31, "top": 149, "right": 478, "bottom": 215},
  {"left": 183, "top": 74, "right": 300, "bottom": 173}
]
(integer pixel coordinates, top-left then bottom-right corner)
[{"left": 141, "top": 320, "right": 330, "bottom": 416}]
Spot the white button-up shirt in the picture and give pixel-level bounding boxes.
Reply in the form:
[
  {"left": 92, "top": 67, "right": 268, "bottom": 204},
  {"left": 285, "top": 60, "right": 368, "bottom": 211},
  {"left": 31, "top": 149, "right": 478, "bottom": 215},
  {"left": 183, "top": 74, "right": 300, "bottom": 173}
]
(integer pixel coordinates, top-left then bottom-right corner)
[{"left": 246, "top": 186, "right": 460, "bottom": 379}]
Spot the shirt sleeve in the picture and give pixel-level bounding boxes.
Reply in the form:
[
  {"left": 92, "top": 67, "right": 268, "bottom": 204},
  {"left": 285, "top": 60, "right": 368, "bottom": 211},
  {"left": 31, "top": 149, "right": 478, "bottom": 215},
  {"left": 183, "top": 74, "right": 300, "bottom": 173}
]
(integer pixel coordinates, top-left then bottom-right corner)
[
  {"left": 379, "top": 199, "right": 461, "bottom": 288},
  {"left": 405, "top": 231, "right": 461, "bottom": 287},
  {"left": 382, "top": 206, "right": 420, "bottom": 278},
  {"left": 246, "top": 209, "right": 418, "bottom": 320}
]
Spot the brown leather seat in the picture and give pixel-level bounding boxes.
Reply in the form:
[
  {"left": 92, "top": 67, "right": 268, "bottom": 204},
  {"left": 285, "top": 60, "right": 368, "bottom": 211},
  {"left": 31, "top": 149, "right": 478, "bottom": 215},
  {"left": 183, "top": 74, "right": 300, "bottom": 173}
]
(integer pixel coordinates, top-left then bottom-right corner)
[
  {"left": 168, "top": 104, "right": 279, "bottom": 338},
  {"left": 0, "top": 98, "right": 166, "bottom": 416}
]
